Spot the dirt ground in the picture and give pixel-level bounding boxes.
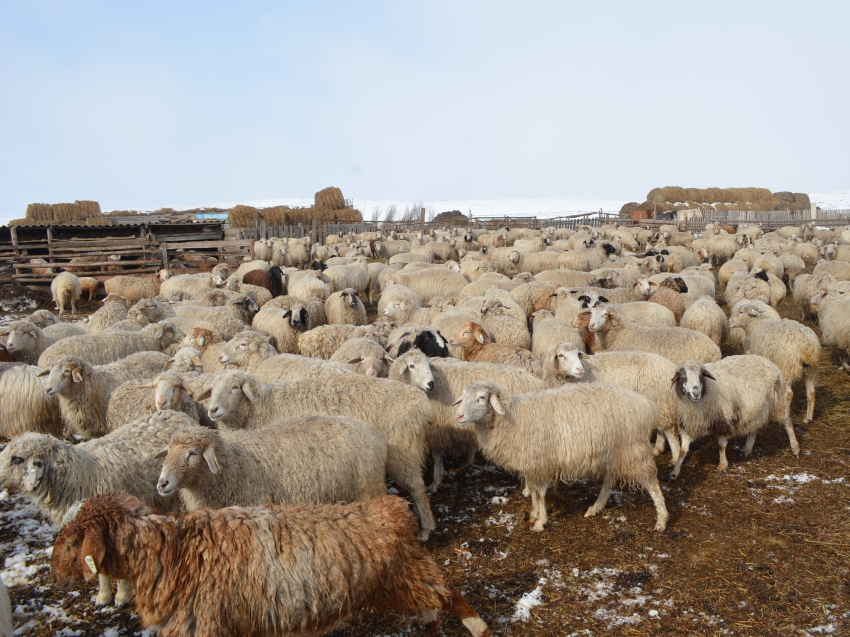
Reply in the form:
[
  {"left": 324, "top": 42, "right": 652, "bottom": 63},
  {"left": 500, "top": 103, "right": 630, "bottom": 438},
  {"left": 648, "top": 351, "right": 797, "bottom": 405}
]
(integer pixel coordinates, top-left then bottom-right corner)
[{"left": 1, "top": 277, "right": 848, "bottom": 636}]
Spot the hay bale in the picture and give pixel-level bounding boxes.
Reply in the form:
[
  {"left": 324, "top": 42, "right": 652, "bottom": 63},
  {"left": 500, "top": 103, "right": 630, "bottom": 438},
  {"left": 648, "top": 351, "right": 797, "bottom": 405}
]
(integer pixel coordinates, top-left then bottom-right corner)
[
  {"left": 75, "top": 200, "right": 102, "bottom": 217},
  {"left": 8, "top": 218, "right": 29, "bottom": 226},
  {"left": 51, "top": 203, "right": 82, "bottom": 222},
  {"left": 794, "top": 193, "right": 811, "bottom": 206},
  {"left": 261, "top": 206, "right": 290, "bottom": 226},
  {"left": 774, "top": 191, "right": 795, "bottom": 203},
  {"left": 228, "top": 205, "right": 260, "bottom": 228},
  {"left": 314, "top": 187, "right": 346, "bottom": 211},
  {"left": 619, "top": 202, "right": 641, "bottom": 217},
  {"left": 25, "top": 203, "right": 53, "bottom": 222},
  {"left": 105, "top": 210, "right": 139, "bottom": 216},
  {"left": 85, "top": 217, "right": 113, "bottom": 226},
  {"left": 433, "top": 210, "right": 470, "bottom": 224}
]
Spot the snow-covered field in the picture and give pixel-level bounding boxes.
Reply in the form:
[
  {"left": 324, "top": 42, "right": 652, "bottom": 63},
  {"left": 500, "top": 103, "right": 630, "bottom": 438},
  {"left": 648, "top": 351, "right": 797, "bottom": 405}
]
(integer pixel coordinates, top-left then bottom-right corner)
[{"left": 809, "top": 190, "right": 850, "bottom": 210}]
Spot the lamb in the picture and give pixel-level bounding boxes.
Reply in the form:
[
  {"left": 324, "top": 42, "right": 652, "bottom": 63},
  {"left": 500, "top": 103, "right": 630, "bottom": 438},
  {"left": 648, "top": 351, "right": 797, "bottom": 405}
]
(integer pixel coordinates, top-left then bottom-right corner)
[
  {"left": 811, "top": 286, "right": 850, "bottom": 370},
  {"left": 728, "top": 303, "right": 820, "bottom": 422},
  {"left": 385, "top": 324, "right": 451, "bottom": 358},
  {"left": 541, "top": 344, "right": 681, "bottom": 460},
  {"left": 51, "top": 494, "right": 491, "bottom": 637},
  {"left": 330, "top": 337, "right": 393, "bottom": 377},
  {"left": 242, "top": 265, "right": 284, "bottom": 297},
  {"left": 220, "top": 330, "right": 353, "bottom": 381},
  {"left": 106, "top": 368, "right": 206, "bottom": 430},
  {"left": 679, "top": 297, "right": 728, "bottom": 346},
  {"left": 38, "top": 321, "right": 185, "bottom": 368},
  {"left": 326, "top": 288, "right": 368, "bottom": 325},
  {"left": 647, "top": 276, "right": 687, "bottom": 324},
  {"left": 171, "top": 295, "right": 259, "bottom": 340},
  {"left": 40, "top": 352, "right": 171, "bottom": 438},
  {"left": 586, "top": 306, "right": 721, "bottom": 365},
  {"left": 450, "top": 321, "right": 542, "bottom": 376},
  {"left": 669, "top": 357, "right": 799, "bottom": 479},
  {"left": 84, "top": 298, "right": 129, "bottom": 333},
  {"left": 251, "top": 305, "right": 309, "bottom": 353},
  {"left": 104, "top": 275, "right": 160, "bottom": 303},
  {"left": 2, "top": 320, "right": 66, "bottom": 365},
  {"left": 77, "top": 276, "right": 99, "bottom": 301},
  {"left": 390, "top": 351, "right": 546, "bottom": 492},
  {"left": 287, "top": 269, "right": 331, "bottom": 300},
  {"left": 0, "top": 363, "right": 63, "bottom": 439},
  {"left": 454, "top": 380, "right": 668, "bottom": 532},
  {"left": 1, "top": 411, "right": 195, "bottom": 606},
  {"left": 298, "top": 323, "right": 386, "bottom": 359},
  {"left": 199, "top": 370, "right": 436, "bottom": 540},
  {"left": 156, "top": 416, "right": 387, "bottom": 511},
  {"left": 51, "top": 271, "right": 82, "bottom": 316}
]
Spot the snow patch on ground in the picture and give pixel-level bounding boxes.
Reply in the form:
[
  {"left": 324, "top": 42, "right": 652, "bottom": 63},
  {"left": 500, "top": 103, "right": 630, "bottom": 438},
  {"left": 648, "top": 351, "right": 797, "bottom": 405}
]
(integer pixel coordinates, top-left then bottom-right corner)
[{"left": 810, "top": 190, "right": 850, "bottom": 210}]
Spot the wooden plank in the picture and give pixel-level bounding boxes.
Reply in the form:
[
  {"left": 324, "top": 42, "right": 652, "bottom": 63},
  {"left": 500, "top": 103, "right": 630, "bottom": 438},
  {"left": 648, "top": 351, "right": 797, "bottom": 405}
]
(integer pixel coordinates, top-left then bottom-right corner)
[{"left": 162, "top": 240, "right": 252, "bottom": 250}]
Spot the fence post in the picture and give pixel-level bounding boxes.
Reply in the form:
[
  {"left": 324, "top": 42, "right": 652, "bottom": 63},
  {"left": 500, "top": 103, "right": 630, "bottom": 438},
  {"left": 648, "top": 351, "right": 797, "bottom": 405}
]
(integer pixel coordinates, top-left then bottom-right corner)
[
  {"left": 420, "top": 208, "right": 426, "bottom": 236},
  {"left": 311, "top": 219, "right": 317, "bottom": 244}
]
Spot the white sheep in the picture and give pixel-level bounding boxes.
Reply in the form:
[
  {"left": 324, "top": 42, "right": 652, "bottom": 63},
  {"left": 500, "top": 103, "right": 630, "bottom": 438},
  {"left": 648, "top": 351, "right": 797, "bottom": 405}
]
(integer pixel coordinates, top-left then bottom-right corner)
[
  {"left": 2, "top": 320, "right": 75, "bottom": 365},
  {"left": 251, "top": 305, "right": 309, "bottom": 353},
  {"left": 288, "top": 270, "right": 331, "bottom": 301},
  {"left": 106, "top": 367, "right": 206, "bottom": 430},
  {"left": 811, "top": 286, "right": 850, "bottom": 371},
  {"left": 171, "top": 295, "right": 258, "bottom": 340},
  {"left": 329, "top": 337, "right": 392, "bottom": 377},
  {"left": 324, "top": 262, "right": 369, "bottom": 295},
  {"left": 0, "top": 363, "right": 63, "bottom": 439},
  {"left": 40, "top": 352, "right": 171, "bottom": 438},
  {"left": 0, "top": 410, "right": 196, "bottom": 606},
  {"left": 326, "top": 288, "right": 368, "bottom": 325},
  {"left": 159, "top": 272, "right": 221, "bottom": 297},
  {"left": 530, "top": 311, "right": 586, "bottom": 360},
  {"left": 386, "top": 267, "right": 468, "bottom": 303},
  {"left": 51, "top": 271, "right": 82, "bottom": 316},
  {"left": 84, "top": 299, "right": 129, "bottom": 333},
  {"left": 298, "top": 323, "right": 386, "bottom": 359},
  {"left": 453, "top": 380, "right": 668, "bottom": 532},
  {"left": 679, "top": 297, "right": 728, "bottom": 346},
  {"left": 669, "top": 357, "right": 798, "bottom": 479},
  {"left": 156, "top": 416, "right": 387, "bottom": 510},
  {"left": 199, "top": 370, "right": 436, "bottom": 540},
  {"left": 103, "top": 276, "right": 160, "bottom": 303}
]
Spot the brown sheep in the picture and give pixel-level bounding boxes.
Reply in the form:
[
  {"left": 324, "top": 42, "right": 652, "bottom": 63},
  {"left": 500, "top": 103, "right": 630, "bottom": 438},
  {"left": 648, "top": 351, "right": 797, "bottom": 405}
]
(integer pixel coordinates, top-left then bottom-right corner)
[
  {"left": 648, "top": 277, "right": 688, "bottom": 324},
  {"left": 51, "top": 493, "right": 491, "bottom": 637},
  {"left": 242, "top": 265, "right": 284, "bottom": 298},
  {"left": 79, "top": 277, "right": 99, "bottom": 301},
  {"left": 180, "top": 326, "right": 226, "bottom": 372},
  {"left": 450, "top": 321, "right": 542, "bottom": 376}
]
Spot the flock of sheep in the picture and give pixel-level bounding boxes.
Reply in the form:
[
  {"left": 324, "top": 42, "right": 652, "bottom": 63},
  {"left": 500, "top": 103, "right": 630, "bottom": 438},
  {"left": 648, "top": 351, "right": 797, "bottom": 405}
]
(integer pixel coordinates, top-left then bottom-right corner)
[{"left": 0, "top": 218, "right": 847, "bottom": 636}]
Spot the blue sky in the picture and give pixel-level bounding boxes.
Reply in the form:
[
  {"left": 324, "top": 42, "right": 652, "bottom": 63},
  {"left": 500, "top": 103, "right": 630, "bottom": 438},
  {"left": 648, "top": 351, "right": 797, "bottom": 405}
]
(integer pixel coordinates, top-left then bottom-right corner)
[{"left": 1, "top": 1, "right": 847, "bottom": 215}]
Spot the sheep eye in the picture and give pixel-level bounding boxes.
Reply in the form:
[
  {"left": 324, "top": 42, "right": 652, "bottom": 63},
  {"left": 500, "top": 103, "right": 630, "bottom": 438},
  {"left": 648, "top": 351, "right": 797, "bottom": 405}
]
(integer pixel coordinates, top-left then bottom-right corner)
[
  {"left": 10, "top": 456, "right": 24, "bottom": 465},
  {"left": 33, "top": 461, "right": 42, "bottom": 468},
  {"left": 187, "top": 450, "right": 197, "bottom": 458}
]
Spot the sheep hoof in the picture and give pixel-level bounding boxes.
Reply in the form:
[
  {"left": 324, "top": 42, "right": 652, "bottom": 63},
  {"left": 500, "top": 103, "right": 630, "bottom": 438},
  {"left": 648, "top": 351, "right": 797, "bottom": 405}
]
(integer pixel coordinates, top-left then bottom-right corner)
[
  {"left": 531, "top": 522, "right": 545, "bottom": 532},
  {"left": 95, "top": 592, "right": 114, "bottom": 608},
  {"left": 654, "top": 523, "right": 667, "bottom": 532},
  {"left": 521, "top": 486, "right": 530, "bottom": 498},
  {"left": 114, "top": 597, "right": 131, "bottom": 609},
  {"left": 715, "top": 466, "right": 728, "bottom": 474},
  {"left": 584, "top": 507, "right": 600, "bottom": 518},
  {"left": 667, "top": 474, "right": 678, "bottom": 482},
  {"left": 417, "top": 529, "right": 431, "bottom": 542}
]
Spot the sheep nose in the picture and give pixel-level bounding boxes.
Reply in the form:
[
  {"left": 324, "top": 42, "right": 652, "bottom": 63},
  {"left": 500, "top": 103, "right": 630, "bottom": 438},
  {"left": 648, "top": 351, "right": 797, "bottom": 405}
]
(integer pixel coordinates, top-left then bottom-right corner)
[
  {"left": 157, "top": 479, "right": 172, "bottom": 495},
  {"left": 366, "top": 369, "right": 375, "bottom": 377},
  {"left": 426, "top": 381, "right": 434, "bottom": 391}
]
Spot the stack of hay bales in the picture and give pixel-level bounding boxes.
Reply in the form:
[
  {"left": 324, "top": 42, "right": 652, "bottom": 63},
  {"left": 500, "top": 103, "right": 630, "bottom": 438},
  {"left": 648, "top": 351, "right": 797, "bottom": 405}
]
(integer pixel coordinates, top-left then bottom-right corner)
[
  {"left": 261, "top": 206, "right": 290, "bottom": 226},
  {"left": 315, "top": 187, "right": 346, "bottom": 210},
  {"left": 633, "top": 187, "right": 811, "bottom": 213},
  {"left": 25, "top": 203, "right": 53, "bottom": 222},
  {"left": 228, "top": 205, "right": 260, "bottom": 228},
  {"left": 9, "top": 200, "right": 104, "bottom": 226}
]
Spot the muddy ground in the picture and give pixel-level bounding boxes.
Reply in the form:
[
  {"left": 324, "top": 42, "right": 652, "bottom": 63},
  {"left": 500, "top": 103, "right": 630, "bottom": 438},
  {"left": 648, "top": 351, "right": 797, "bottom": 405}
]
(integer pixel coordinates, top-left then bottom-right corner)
[{"left": 1, "top": 277, "right": 848, "bottom": 636}]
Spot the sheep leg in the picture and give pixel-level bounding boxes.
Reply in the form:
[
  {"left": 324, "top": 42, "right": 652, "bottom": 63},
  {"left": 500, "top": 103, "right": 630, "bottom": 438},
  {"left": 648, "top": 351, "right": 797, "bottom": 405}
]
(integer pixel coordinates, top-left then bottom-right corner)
[
  {"left": 644, "top": 477, "right": 669, "bottom": 532},
  {"left": 784, "top": 417, "right": 801, "bottom": 456},
  {"left": 422, "top": 609, "right": 442, "bottom": 637},
  {"left": 428, "top": 451, "right": 445, "bottom": 494},
  {"left": 114, "top": 579, "right": 133, "bottom": 608},
  {"left": 804, "top": 367, "right": 817, "bottom": 423},
  {"left": 410, "top": 480, "right": 435, "bottom": 542},
  {"left": 652, "top": 431, "right": 666, "bottom": 456},
  {"left": 441, "top": 588, "right": 492, "bottom": 637},
  {"left": 95, "top": 574, "right": 114, "bottom": 607},
  {"left": 531, "top": 485, "right": 548, "bottom": 531},
  {"left": 585, "top": 473, "right": 614, "bottom": 519},
  {"left": 460, "top": 442, "right": 477, "bottom": 470},
  {"left": 669, "top": 431, "right": 692, "bottom": 480},
  {"left": 716, "top": 436, "right": 729, "bottom": 472},
  {"left": 743, "top": 432, "right": 757, "bottom": 456},
  {"left": 663, "top": 429, "right": 681, "bottom": 464},
  {"left": 529, "top": 487, "right": 539, "bottom": 521}
]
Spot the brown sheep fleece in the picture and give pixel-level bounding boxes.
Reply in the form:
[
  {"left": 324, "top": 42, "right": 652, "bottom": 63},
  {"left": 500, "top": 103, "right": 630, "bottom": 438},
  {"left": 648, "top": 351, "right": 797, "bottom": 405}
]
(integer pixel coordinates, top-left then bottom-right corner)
[
  {"left": 648, "top": 277, "right": 687, "bottom": 324},
  {"left": 51, "top": 493, "right": 491, "bottom": 637},
  {"left": 451, "top": 321, "right": 541, "bottom": 376}
]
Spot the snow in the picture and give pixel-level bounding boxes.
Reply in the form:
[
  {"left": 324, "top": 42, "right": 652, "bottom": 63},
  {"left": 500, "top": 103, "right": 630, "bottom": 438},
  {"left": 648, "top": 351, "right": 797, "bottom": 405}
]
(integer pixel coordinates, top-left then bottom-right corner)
[
  {"left": 810, "top": 190, "right": 850, "bottom": 210},
  {"left": 511, "top": 583, "right": 545, "bottom": 622}
]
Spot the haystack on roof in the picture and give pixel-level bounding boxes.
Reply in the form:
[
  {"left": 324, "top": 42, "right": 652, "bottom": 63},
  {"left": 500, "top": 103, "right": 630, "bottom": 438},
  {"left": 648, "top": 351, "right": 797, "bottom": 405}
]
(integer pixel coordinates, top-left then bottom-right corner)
[
  {"left": 75, "top": 200, "right": 102, "bottom": 217},
  {"left": 641, "top": 187, "right": 811, "bottom": 212},
  {"left": 25, "top": 203, "right": 53, "bottom": 222},
  {"left": 315, "top": 187, "right": 346, "bottom": 211}
]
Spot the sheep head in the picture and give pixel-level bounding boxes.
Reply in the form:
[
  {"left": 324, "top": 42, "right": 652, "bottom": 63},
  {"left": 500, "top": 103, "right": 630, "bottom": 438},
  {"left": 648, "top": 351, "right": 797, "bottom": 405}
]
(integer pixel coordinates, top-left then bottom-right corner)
[
  {"left": 587, "top": 306, "right": 618, "bottom": 333},
  {"left": 389, "top": 350, "right": 434, "bottom": 391},
  {"left": 449, "top": 321, "right": 490, "bottom": 350},
  {"left": 0, "top": 433, "right": 56, "bottom": 495},
  {"left": 340, "top": 289, "right": 359, "bottom": 307},
  {"left": 156, "top": 428, "right": 221, "bottom": 496},
  {"left": 4, "top": 321, "right": 39, "bottom": 354},
  {"left": 453, "top": 381, "right": 509, "bottom": 426},
  {"left": 218, "top": 332, "right": 271, "bottom": 367},
  {"left": 671, "top": 361, "right": 715, "bottom": 401},
  {"left": 203, "top": 371, "right": 256, "bottom": 423},
  {"left": 152, "top": 372, "right": 192, "bottom": 410},
  {"left": 41, "top": 356, "right": 87, "bottom": 396},
  {"left": 548, "top": 343, "right": 588, "bottom": 380}
]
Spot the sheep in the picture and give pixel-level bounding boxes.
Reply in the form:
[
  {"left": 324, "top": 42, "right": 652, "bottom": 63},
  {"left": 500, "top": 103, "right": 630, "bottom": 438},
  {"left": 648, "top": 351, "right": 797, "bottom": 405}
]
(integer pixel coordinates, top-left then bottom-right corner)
[
  {"left": 718, "top": 259, "right": 749, "bottom": 289},
  {"left": 679, "top": 297, "right": 728, "bottom": 346},
  {"left": 200, "top": 370, "right": 435, "bottom": 539},
  {"left": 51, "top": 271, "right": 82, "bottom": 316},
  {"left": 586, "top": 306, "right": 721, "bottom": 365},
  {"left": 811, "top": 286, "right": 850, "bottom": 370},
  {"left": 669, "top": 357, "right": 799, "bottom": 479},
  {"left": 481, "top": 312, "right": 531, "bottom": 349},
  {"left": 378, "top": 283, "right": 421, "bottom": 315},
  {"left": 390, "top": 351, "right": 546, "bottom": 492},
  {"left": 84, "top": 298, "right": 129, "bottom": 334},
  {"left": 51, "top": 494, "right": 491, "bottom": 637},
  {"left": 230, "top": 280, "right": 274, "bottom": 307},
  {"left": 530, "top": 311, "right": 586, "bottom": 360},
  {"left": 38, "top": 321, "right": 185, "bottom": 368},
  {"left": 171, "top": 294, "right": 258, "bottom": 339},
  {"left": 385, "top": 324, "right": 451, "bottom": 358},
  {"left": 159, "top": 272, "right": 221, "bottom": 298},
  {"left": 242, "top": 265, "right": 284, "bottom": 297},
  {"left": 330, "top": 337, "right": 393, "bottom": 377},
  {"left": 77, "top": 276, "right": 99, "bottom": 301},
  {"left": 27, "top": 309, "right": 59, "bottom": 329},
  {"left": 0, "top": 363, "right": 63, "bottom": 439},
  {"left": 647, "top": 276, "right": 687, "bottom": 324},
  {"left": 103, "top": 275, "right": 160, "bottom": 303},
  {"left": 793, "top": 273, "right": 838, "bottom": 320},
  {"left": 574, "top": 292, "right": 677, "bottom": 327},
  {"left": 778, "top": 252, "right": 805, "bottom": 289},
  {"left": 298, "top": 323, "right": 386, "bottom": 359},
  {"left": 234, "top": 258, "right": 270, "bottom": 279},
  {"left": 180, "top": 326, "right": 226, "bottom": 371},
  {"left": 1, "top": 320, "right": 66, "bottom": 365},
  {"left": 39, "top": 351, "right": 171, "bottom": 438},
  {"left": 468, "top": 295, "right": 527, "bottom": 324},
  {"left": 0, "top": 411, "right": 196, "bottom": 607},
  {"left": 541, "top": 344, "right": 682, "bottom": 460},
  {"left": 262, "top": 294, "right": 327, "bottom": 327},
  {"left": 752, "top": 252, "right": 784, "bottom": 280},
  {"left": 728, "top": 303, "right": 820, "bottom": 422},
  {"left": 431, "top": 309, "right": 483, "bottom": 357},
  {"left": 288, "top": 269, "right": 331, "bottom": 301},
  {"left": 156, "top": 415, "right": 387, "bottom": 512},
  {"left": 220, "top": 330, "right": 353, "bottom": 381},
  {"left": 707, "top": 234, "right": 746, "bottom": 265},
  {"left": 381, "top": 298, "right": 436, "bottom": 325},
  {"left": 725, "top": 268, "right": 785, "bottom": 308},
  {"left": 450, "top": 321, "right": 542, "bottom": 376},
  {"left": 814, "top": 259, "right": 850, "bottom": 281},
  {"left": 326, "top": 288, "right": 368, "bottom": 325},
  {"left": 251, "top": 305, "right": 309, "bottom": 353},
  {"left": 324, "top": 261, "right": 369, "bottom": 295},
  {"left": 106, "top": 372, "right": 200, "bottom": 428},
  {"left": 386, "top": 268, "right": 468, "bottom": 303},
  {"left": 454, "top": 380, "right": 668, "bottom": 532}
]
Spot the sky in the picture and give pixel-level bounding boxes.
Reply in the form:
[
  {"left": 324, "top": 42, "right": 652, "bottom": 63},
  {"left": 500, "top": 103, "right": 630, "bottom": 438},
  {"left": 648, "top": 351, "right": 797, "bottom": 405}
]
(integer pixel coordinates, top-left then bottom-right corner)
[{"left": 0, "top": 1, "right": 848, "bottom": 217}]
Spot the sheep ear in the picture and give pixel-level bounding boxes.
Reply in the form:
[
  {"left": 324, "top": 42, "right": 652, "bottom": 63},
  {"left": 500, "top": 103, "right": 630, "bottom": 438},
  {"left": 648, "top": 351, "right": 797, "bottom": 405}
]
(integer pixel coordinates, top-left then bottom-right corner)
[
  {"left": 578, "top": 351, "right": 590, "bottom": 359},
  {"left": 281, "top": 310, "right": 292, "bottom": 319},
  {"left": 670, "top": 370, "right": 684, "bottom": 386},
  {"left": 37, "top": 369, "right": 50, "bottom": 377},
  {"left": 598, "top": 295, "right": 610, "bottom": 303},
  {"left": 155, "top": 326, "right": 165, "bottom": 338},
  {"left": 80, "top": 526, "right": 107, "bottom": 582},
  {"left": 195, "top": 387, "right": 213, "bottom": 402},
  {"left": 748, "top": 308, "right": 760, "bottom": 316},
  {"left": 242, "top": 382, "right": 255, "bottom": 401},
  {"left": 71, "top": 368, "right": 83, "bottom": 383},
  {"left": 475, "top": 331, "right": 485, "bottom": 344},
  {"left": 347, "top": 357, "right": 363, "bottom": 364},
  {"left": 203, "top": 447, "right": 220, "bottom": 475},
  {"left": 489, "top": 393, "right": 506, "bottom": 415},
  {"left": 191, "top": 357, "right": 202, "bottom": 367},
  {"left": 154, "top": 447, "right": 169, "bottom": 459},
  {"left": 451, "top": 397, "right": 462, "bottom": 406},
  {"left": 198, "top": 336, "right": 206, "bottom": 346},
  {"left": 163, "top": 358, "right": 175, "bottom": 369},
  {"left": 248, "top": 342, "right": 258, "bottom": 352},
  {"left": 702, "top": 370, "right": 716, "bottom": 381}
]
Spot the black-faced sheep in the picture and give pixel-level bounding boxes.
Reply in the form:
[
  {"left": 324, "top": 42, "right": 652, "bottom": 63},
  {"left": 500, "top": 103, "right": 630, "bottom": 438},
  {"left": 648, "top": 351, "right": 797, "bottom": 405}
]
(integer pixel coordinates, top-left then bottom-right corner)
[
  {"left": 242, "top": 265, "right": 284, "bottom": 297},
  {"left": 326, "top": 288, "right": 368, "bottom": 325},
  {"left": 386, "top": 324, "right": 451, "bottom": 358}
]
